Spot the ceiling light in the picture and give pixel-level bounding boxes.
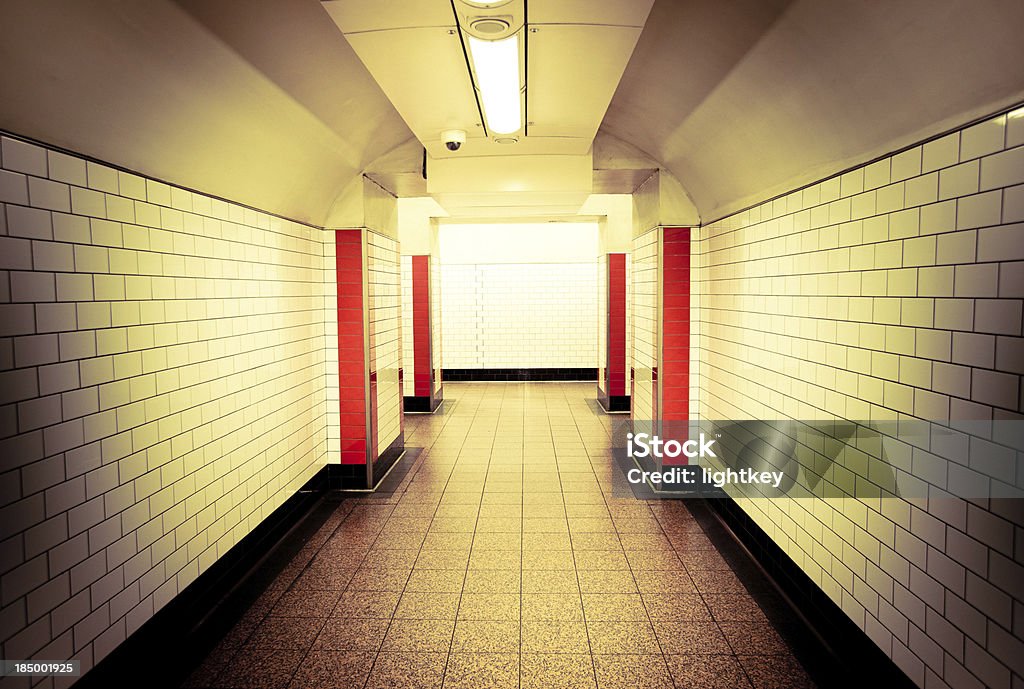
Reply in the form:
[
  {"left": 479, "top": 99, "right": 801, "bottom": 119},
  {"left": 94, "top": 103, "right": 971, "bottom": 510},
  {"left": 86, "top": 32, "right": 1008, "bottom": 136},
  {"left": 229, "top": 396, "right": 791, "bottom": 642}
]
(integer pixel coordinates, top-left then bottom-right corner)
[{"left": 467, "top": 34, "right": 522, "bottom": 135}]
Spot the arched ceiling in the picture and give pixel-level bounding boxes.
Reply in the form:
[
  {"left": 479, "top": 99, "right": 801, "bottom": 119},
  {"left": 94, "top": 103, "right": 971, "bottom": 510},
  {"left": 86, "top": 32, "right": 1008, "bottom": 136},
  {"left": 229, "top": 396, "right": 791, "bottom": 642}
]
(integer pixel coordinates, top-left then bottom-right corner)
[
  {"left": 2, "top": 0, "right": 1023, "bottom": 226},
  {"left": 604, "top": 0, "right": 1024, "bottom": 222}
]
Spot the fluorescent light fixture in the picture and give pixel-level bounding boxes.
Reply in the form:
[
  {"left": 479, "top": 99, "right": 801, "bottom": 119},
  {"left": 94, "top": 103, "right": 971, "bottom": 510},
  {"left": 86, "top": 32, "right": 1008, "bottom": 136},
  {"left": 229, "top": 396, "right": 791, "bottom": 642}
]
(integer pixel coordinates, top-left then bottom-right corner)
[{"left": 467, "top": 34, "right": 522, "bottom": 135}]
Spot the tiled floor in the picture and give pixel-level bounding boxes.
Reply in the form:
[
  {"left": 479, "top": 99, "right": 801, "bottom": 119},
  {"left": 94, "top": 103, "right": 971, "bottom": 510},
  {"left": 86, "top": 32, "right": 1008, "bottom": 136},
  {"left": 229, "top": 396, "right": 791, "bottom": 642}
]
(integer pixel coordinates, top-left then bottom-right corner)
[{"left": 183, "top": 383, "right": 817, "bottom": 689}]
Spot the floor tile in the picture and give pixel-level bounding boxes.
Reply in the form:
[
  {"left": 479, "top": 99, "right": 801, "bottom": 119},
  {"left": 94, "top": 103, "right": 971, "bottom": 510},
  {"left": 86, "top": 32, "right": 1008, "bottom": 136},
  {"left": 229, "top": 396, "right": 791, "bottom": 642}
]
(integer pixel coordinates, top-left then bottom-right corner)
[
  {"left": 592, "top": 654, "right": 674, "bottom": 689},
  {"left": 586, "top": 620, "right": 661, "bottom": 654},
  {"left": 443, "top": 652, "right": 519, "bottom": 689},
  {"left": 451, "top": 620, "right": 520, "bottom": 653},
  {"left": 521, "top": 620, "right": 591, "bottom": 654},
  {"left": 520, "top": 653, "right": 596, "bottom": 689},
  {"left": 367, "top": 652, "right": 447, "bottom": 689},
  {"left": 313, "top": 617, "right": 390, "bottom": 651},
  {"left": 286, "top": 650, "right": 374, "bottom": 689},
  {"left": 381, "top": 618, "right": 455, "bottom": 652},
  {"left": 664, "top": 654, "right": 753, "bottom": 689}
]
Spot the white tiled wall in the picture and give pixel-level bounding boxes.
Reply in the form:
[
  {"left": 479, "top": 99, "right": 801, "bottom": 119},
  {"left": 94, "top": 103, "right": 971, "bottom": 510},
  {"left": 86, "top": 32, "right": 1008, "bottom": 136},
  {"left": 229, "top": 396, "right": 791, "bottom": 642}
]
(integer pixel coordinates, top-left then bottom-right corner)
[
  {"left": 367, "top": 231, "right": 401, "bottom": 454},
  {"left": 694, "top": 110, "right": 1024, "bottom": 689},
  {"left": 632, "top": 229, "right": 658, "bottom": 428},
  {"left": 0, "top": 135, "right": 330, "bottom": 684},
  {"left": 440, "top": 262, "right": 598, "bottom": 369}
]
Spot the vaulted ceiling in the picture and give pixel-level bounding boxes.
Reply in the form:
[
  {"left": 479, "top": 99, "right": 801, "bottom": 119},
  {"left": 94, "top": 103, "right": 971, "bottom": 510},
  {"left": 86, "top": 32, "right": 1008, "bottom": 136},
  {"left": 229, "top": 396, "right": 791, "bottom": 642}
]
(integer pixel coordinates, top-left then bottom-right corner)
[{"left": 1, "top": 0, "right": 1022, "bottom": 226}]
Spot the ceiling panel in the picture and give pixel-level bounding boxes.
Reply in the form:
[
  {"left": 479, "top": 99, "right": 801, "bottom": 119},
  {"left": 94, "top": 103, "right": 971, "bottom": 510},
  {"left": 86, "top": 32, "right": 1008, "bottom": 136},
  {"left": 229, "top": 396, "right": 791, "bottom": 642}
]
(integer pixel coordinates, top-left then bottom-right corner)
[
  {"left": 529, "top": 0, "right": 653, "bottom": 27},
  {"left": 527, "top": 25, "right": 643, "bottom": 139},
  {"left": 321, "top": 0, "right": 455, "bottom": 33},
  {"left": 343, "top": 27, "right": 483, "bottom": 140}
]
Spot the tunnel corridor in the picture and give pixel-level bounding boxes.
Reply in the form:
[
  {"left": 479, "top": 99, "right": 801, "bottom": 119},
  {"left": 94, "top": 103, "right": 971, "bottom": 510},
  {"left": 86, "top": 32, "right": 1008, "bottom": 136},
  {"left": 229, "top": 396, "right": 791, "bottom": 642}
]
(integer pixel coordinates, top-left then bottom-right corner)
[{"left": 1, "top": 1, "right": 1024, "bottom": 688}]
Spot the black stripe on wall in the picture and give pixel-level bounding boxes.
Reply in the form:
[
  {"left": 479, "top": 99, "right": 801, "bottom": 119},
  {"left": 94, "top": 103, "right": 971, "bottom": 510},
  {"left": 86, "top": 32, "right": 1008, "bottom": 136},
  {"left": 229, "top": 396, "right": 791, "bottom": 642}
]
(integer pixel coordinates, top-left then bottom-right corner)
[{"left": 442, "top": 368, "right": 598, "bottom": 382}]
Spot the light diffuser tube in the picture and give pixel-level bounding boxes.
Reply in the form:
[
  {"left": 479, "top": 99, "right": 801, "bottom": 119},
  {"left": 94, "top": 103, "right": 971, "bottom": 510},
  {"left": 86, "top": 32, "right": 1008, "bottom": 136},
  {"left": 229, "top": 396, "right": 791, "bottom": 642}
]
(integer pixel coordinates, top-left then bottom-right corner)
[{"left": 467, "top": 34, "right": 522, "bottom": 135}]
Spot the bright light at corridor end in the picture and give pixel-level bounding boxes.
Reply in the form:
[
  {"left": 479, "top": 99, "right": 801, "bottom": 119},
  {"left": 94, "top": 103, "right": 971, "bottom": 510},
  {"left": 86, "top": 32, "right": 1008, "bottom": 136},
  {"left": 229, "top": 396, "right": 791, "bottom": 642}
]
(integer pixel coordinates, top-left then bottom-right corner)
[{"left": 467, "top": 34, "right": 522, "bottom": 135}]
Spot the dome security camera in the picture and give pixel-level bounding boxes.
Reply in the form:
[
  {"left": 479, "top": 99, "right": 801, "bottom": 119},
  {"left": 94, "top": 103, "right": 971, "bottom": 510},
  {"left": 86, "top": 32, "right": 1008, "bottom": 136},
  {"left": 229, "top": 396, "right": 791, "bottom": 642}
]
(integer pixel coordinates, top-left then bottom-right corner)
[{"left": 442, "top": 129, "right": 467, "bottom": 151}]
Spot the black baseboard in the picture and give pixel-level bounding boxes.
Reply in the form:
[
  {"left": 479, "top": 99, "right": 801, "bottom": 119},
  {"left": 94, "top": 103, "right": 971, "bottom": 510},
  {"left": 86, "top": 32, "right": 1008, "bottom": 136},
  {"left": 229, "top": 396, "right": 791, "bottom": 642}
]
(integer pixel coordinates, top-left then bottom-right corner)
[
  {"left": 442, "top": 368, "right": 597, "bottom": 382},
  {"left": 597, "top": 395, "right": 630, "bottom": 412},
  {"left": 74, "top": 466, "right": 331, "bottom": 689},
  {"left": 403, "top": 395, "right": 442, "bottom": 413},
  {"left": 327, "top": 434, "right": 405, "bottom": 490},
  {"left": 703, "top": 497, "right": 918, "bottom": 689}
]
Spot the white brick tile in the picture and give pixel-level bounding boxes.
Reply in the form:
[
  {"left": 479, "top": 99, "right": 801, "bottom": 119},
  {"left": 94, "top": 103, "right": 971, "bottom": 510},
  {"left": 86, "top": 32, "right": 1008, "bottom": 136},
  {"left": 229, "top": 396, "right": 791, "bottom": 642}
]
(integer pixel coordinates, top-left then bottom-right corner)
[
  {"left": 891, "top": 147, "right": 922, "bottom": 183},
  {"left": 2, "top": 137, "right": 47, "bottom": 176},
  {"left": 980, "top": 145, "right": 1024, "bottom": 191},
  {"left": 961, "top": 115, "right": 1006, "bottom": 160},
  {"left": 876, "top": 182, "right": 905, "bottom": 213},
  {"left": 977, "top": 223, "right": 1024, "bottom": 262},
  {"left": 904, "top": 172, "right": 938, "bottom": 208},
  {"left": 956, "top": 190, "right": 1002, "bottom": 230},
  {"left": 85, "top": 162, "right": 118, "bottom": 194},
  {"left": 922, "top": 132, "right": 960, "bottom": 173},
  {"left": 954, "top": 263, "right": 998, "bottom": 297},
  {"left": 70, "top": 187, "right": 106, "bottom": 219},
  {"left": 974, "top": 299, "right": 1022, "bottom": 336},
  {"left": 28, "top": 177, "right": 70, "bottom": 213},
  {"left": 47, "top": 151, "right": 87, "bottom": 186},
  {"left": 939, "top": 160, "right": 980, "bottom": 200},
  {"left": 0, "top": 169, "right": 30, "bottom": 204},
  {"left": 7, "top": 205, "right": 52, "bottom": 240}
]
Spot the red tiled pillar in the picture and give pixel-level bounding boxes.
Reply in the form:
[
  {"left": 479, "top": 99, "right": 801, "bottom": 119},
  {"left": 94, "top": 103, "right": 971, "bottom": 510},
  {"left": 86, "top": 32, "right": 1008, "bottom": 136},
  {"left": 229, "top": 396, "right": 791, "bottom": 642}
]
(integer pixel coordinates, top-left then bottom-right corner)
[
  {"left": 335, "top": 230, "right": 369, "bottom": 471},
  {"left": 661, "top": 227, "right": 691, "bottom": 464},
  {"left": 335, "top": 229, "right": 405, "bottom": 488},
  {"left": 599, "top": 253, "right": 629, "bottom": 412},
  {"left": 404, "top": 255, "right": 443, "bottom": 412}
]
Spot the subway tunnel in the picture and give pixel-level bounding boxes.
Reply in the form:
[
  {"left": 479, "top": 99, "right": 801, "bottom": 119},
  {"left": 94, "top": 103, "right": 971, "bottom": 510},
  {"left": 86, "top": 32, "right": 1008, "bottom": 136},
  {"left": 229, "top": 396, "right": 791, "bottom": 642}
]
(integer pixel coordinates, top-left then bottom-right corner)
[{"left": 0, "top": 0, "right": 1023, "bottom": 687}]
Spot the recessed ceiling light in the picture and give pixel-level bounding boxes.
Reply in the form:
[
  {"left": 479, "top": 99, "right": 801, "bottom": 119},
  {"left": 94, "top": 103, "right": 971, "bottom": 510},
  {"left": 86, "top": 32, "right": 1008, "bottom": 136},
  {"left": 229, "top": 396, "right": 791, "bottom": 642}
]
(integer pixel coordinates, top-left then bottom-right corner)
[
  {"left": 470, "top": 17, "right": 511, "bottom": 36},
  {"left": 460, "top": 0, "right": 514, "bottom": 8}
]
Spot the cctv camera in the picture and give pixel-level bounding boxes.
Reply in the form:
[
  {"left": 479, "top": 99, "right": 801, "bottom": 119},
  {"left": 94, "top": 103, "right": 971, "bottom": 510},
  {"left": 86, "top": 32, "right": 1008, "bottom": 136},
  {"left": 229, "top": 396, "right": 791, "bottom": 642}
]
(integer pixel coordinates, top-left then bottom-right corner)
[{"left": 442, "top": 129, "right": 466, "bottom": 152}]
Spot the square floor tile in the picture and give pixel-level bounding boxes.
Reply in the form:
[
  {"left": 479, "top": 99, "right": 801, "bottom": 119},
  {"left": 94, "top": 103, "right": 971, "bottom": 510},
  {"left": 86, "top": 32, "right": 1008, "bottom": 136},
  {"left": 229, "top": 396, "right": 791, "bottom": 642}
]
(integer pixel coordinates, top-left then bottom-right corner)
[
  {"left": 651, "top": 619, "right": 732, "bottom": 655},
  {"left": 443, "top": 652, "right": 519, "bottom": 689},
  {"left": 574, "top": 551, "right": 630, "bottom": 571},
  {"left": 367, "top": 652, "right": 447, "bottom": 689},
  {"left": 522, "top": 594, "right": 585, "bottom": 621},
  {"left": 382, "top": 618, "right": 455, "bottom": 652},
  {"left": 587, "top": 620, "right": 661, "bottom": 655},
  {"left": 719, "top": 621, "right": 789, "bottom": 655},
  {"left": 313, "top": 617, "right": 390, "bottom": 651},
  {"left": 451, "top": 620, "right": 520, "bottom": 653},
  {"left": 576, "top": 570, "right": 637, "bottom": 594},
  {"left": 592, "top": 654, "right": 675, "bottom": 689},
  {"left": 521, "top": 620, "right": 590, "bottom": 654},
  {"left": 270, "top": 589, "right": 341, "bottom": 617},
  {"left": 214, "top": 648, "right": 304, "bottom": 689},
  {"left": 523, "top": 569, "right": 580, "bottom": 594},
  {"left": 405, "top": 568, "right": 465, "bottom": 593},
  {"left": 346, "top": 567, "right": 412, "bottom": 592},
  {"left": 416, "top": 548, "right": 471, "bottom": 570},
  {"left": 286, "top": 650, "right": 375, "bottom": 689},
  {"left": 457, "top": 593, "right": 520, "bottom": 621},
  {"left": 581, "top": 594, "right": 648, "bottom": 621},
  {"left": 633, "top": 569, "right": 696, "bottom": 595},
  {"left": 464, "top": 569, "right": 521, "bottom": 593},
  {"left": 703, "top": 593, "right": 769, "bottom": 622},
  {"left": 642, "top": 593, "right": 712, "bottom": 621},
  {"left": 395, "top": 591, "right": 461, "bottom": 619},
  {"left": 246, "top": 616, "right": 323, "bottom": 650},
  {"left": 664, "top": 654, "right": 753, "bottom": 689},
  {"left": 469, "top": 549, "right": 521, "bottom": 570},
  {"left": 737, "top": 653, "right": 817, "bottom": 689},
  {"left": 520, "top": 653, "right": 596, "bottom": 689},
  {"left": 333, "top": 590, "right": 401, "bottom": 619},
  {"left": 523, "top": 550, "right": 576, "bottom": 570}
]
